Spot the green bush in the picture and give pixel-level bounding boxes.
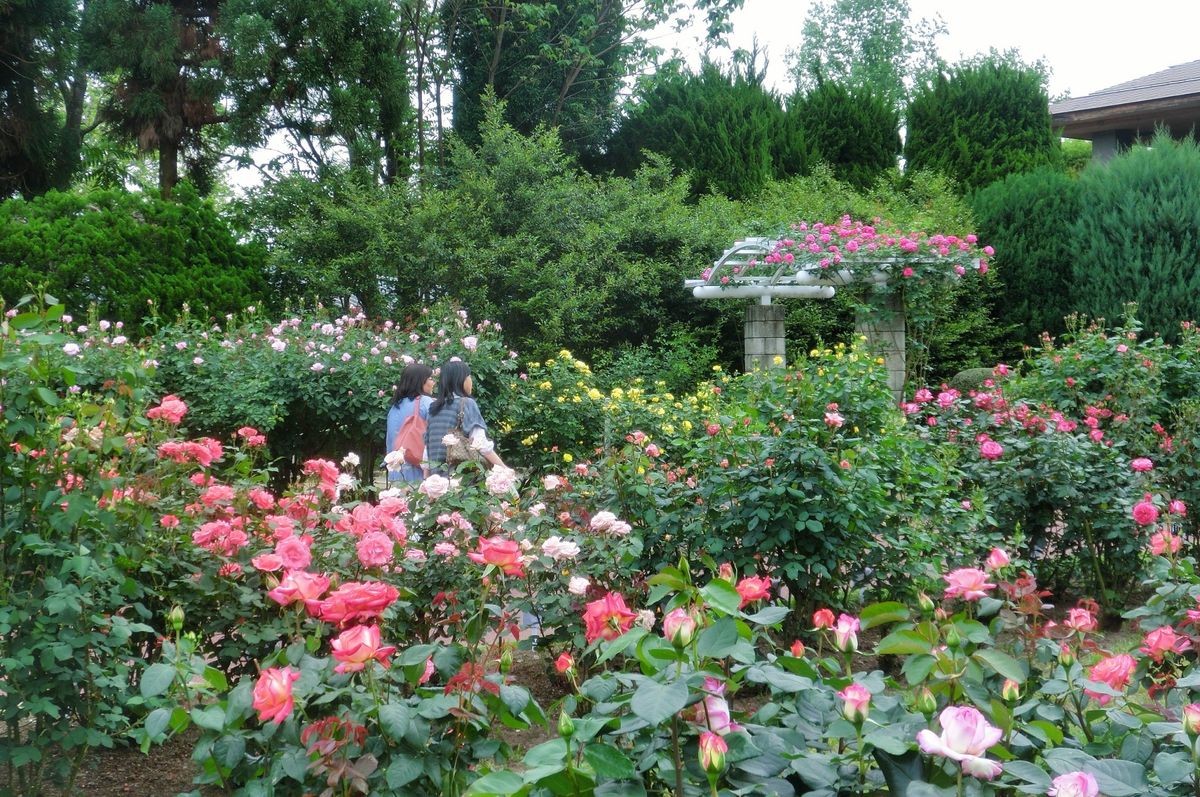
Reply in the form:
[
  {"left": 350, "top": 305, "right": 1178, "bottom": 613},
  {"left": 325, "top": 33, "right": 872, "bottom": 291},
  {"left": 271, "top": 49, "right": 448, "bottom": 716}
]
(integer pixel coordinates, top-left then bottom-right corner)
[
  {"left": 971, "top": 166, "right": 1081, "bottom": 344},
  {"left": 1071, "top": 133, "right": 1200, "bottom": 341},
  {"left": 604, "top": 62, "right": 789, "bottom": 200},
  {"left": 905, "top": 56, "right": 1060, "bottom": 193},
  {"left": 0, "top": 184, "right": 269, "bottom": 329},
  {"left": 790, "top": 81, "right": 900, "bottom": 190}
]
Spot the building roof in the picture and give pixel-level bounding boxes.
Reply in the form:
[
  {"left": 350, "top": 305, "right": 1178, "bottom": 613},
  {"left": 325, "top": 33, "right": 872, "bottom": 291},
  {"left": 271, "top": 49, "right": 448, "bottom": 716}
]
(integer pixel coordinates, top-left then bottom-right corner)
[{"left": 1050, "top": 59, "right": 1200, "bottom": 139}]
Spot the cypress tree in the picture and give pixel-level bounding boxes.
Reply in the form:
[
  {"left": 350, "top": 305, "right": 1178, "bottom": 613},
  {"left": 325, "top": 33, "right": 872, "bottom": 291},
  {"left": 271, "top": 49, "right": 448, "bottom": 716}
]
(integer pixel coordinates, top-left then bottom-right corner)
[
  {"left": 791, "top": 81, "right": 899, "bottom": 190},
  {"left": 1071, "top": 133, "right": 1200, "bottom": 340},
  {"left": 905, "top": 56, "right": 1060, "bottom": 193},
  {"left": 971, "top": 167, "right": 1081, "bottom": 342},
  {"left": 605, "top": 62, "right": 786, "bottom": 200}
]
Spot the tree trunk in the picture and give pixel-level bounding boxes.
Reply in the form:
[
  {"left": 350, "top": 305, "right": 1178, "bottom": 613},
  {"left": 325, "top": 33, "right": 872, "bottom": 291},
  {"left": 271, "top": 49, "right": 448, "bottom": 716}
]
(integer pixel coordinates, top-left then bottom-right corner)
[{"left": 159, "top": 137, "right": 178, "bottom": 198}]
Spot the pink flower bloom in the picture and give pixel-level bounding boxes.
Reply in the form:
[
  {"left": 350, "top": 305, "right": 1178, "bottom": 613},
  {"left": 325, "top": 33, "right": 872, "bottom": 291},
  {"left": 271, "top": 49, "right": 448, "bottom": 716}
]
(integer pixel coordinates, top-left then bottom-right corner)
[
  {"left": 1063, "top": 607, "right": 1098, "bottom": 633},
  {"left": 356, "top": 531, "right": 394, "bottom": 567},
  {"left": 735, "top": 576, "right": 771, "bottom": 608},
  {"left": 146, "top": 394, "right": 188, "bottom": 424},
  {"left": 1132, "top": 496, "right": 1159, "bottom": 526},
  {"left": 331, "top": 624, "right": 397, "bottom": 673},
  {"left": 837, "top": 683, "right": 871, "bottom": 723},
  {"left": 541, "top": 536, "right": 580, "bottom": 561},
  {"left": 461, "top": 335, "right": 478, "bottom": 351},
  {"left": 812, "top": 608, "right": 835, "bottom": 629},
  {"left": 468, "top": 537, "right": 525, "bottom": 577},
  {"left": 824, "top": 411, "right": 845, "bottom": 428},
  {"left": 251, "top": 553, "right": 284, "bottom": 572},
  {"left": 1130, "top": 457, "right": 1153, "bottom": 472},
  {"left": 694, "top": 676, "right": 741, "bottom": 735},
  {"left": 983, "top": 548, "right": 1009, "bottom": 571},
  {"left": 485, "top": 465, "right": 518, "bottom": 495},
  {"left": 1048, "top": 771, "right": 1099, "bottom": 797},
  {"left": 252, "top": 667, "right": 299, "bottom": 724},
  {"left": 1150, "top": 529, "right": 1182, "bottom": 556},
  {"left": 582, "top": 592, "right": 638, "bottom": 643},
  {"left": 266, "top": 570, "right": 330, "bottom": 614},
  {"left": 317, "top": 581, "right": 400, "bottom": 626},
  {"left": 1170, "top": 499, "right": 1188, "bottom": 516},
  {"left": 979, "top": 440, "right": 1004, "bottom": 460},
  {"left": 419, "top": 474, "right": 450, "bottom": 500},
  {"left": 1085, "top": 653, "right": 1136, "bottom": 704},
  {"left": 275, "top": 535, "right": 312, "bottom": 570},
  {"left": 832, "top": 613, "right": 860, "bottom": 653},
  {"left": 698, "top": 731, "right": 728, "bottom": 773},
  {"left": 916, "top": 705, "right": 1003, "bottom": 780},
  {"left": 942, "top": 568, "right": 996, "bottom": 601},
  {"left": 1140, "top": 625, "right": 1191, "bottom": 662},
  {"left": 662, "top": 608, "right": 697, "bottom": 646}
]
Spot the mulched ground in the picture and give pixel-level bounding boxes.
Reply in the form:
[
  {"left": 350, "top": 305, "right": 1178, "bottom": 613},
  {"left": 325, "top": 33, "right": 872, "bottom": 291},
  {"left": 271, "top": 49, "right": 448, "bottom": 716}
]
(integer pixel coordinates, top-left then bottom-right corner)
[{"left": 46, "top": 729, "right": 204, "bottom": 797}]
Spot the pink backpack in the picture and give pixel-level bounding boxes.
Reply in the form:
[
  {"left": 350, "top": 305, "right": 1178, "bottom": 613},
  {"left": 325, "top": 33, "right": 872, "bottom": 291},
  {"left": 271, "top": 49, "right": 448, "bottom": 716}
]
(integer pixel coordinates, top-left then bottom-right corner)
[{"left": 394, "top": 403, "right": 426, "bottom": 467}]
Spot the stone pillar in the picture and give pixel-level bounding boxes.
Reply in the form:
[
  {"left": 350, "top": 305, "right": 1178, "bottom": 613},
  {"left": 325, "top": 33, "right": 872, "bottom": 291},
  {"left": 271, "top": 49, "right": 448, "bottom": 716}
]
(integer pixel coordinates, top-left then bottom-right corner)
[
  {"left": 744, "top": 304, "right": 786, "bottom": 371},
  {"left": 855, "top": 291, "right": 906, "bottom": 402}
]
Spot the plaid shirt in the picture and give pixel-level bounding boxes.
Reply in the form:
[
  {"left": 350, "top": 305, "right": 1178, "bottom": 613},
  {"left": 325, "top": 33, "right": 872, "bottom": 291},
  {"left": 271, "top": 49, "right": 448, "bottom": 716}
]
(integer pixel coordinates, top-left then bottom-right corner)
[{"left": 423, "top": 396, "right": 487, "bottom": 473}]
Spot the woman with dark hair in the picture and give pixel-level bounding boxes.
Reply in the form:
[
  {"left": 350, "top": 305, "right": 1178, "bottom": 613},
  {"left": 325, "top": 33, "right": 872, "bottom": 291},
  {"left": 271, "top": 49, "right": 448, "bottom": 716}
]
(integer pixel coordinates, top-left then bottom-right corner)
[
  {"left": 424, "top": 359, "right": 506, "bottom": 474},
  {"left": 385, "top": 362, "right": 435, "bottom": 483}
]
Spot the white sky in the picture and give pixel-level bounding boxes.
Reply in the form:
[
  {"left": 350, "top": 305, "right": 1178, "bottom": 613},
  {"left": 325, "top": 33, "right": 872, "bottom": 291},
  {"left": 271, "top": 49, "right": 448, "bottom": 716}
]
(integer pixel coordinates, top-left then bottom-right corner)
[{"left": 675, "top": 0, "right": 1200, "bottom": 99}]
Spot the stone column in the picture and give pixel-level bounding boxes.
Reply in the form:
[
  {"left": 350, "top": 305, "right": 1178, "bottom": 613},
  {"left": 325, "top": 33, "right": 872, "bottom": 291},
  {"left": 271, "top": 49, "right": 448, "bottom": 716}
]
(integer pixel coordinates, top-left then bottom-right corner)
[
  {"left": 855, "top": 291, "right": 906, "bottom": 402},
  {"left": 744, "top": 304, "right": 786, "bottom": 371}
]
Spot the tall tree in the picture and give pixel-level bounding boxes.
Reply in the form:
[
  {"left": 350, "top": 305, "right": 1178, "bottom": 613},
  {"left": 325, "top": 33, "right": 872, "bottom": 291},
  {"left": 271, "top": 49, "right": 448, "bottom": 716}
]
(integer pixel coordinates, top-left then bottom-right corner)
[
  {"left": 787, "top": 0, "right": 945, "bottom": 113},
  {"left": 605, "top": 60, "right": 788, "bottom": 200},
  {"left": 905, "top": 54, "right": 1060, "bottom": 194},
  {"left": 0, "top": 0, "right": 97, "bottom": 197},
  {"left": 789, "top": 80, "right": 899, "bottom": 190},
  {"left": 220, "top": 0, "right": 413, "bottom": 183},
  {"left": 84, "top": 0, "right": 228, "bottom": 197},
  {"left": 445, "top": 0, "right": 744, "bottom": 158}
]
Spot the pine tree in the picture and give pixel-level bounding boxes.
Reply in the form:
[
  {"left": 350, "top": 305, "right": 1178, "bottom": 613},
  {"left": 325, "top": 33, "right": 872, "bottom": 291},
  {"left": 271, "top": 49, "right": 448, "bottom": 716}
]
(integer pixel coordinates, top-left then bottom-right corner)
[
  {"left": 905, "top": 55, "right": 1060, "bottom": 193},
  {"left": 791, "top": 81, "right": 899, "bottom": 190}
]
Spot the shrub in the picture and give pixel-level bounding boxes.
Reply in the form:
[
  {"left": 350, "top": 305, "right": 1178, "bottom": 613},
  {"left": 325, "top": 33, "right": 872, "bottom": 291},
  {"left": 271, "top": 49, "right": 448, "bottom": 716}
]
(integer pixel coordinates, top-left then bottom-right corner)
[
  {"left": 0, "top": 298, "right": 158, "bottom": 795},
  {"left": 1071, "top": 133, "right": 1200, "bottom": 341},
  {"left": 0, "top": 184, "right": 269, "bottom": 329},
  {"left": 970, "top": 166, "right": 1081, "bottom": 344},
  {"left": 790, "top": 81, "right": 900, "bottom": 190},
  {"left": 905, "top": 56, "right": 1060, "bottom": 193}
]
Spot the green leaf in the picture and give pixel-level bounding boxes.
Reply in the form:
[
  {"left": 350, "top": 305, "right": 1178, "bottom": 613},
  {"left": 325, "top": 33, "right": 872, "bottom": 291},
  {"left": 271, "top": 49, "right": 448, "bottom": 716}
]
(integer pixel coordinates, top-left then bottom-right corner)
[
  {"left": 696, "top": 617, "right": 739, "bottom": 658},
  {"left": 190, "top": 705, "right": 226, "bottom": 732},
  {"left": 144, "top": 707, "right": 171, "bottom": 739},
  {"left": 34, "top": 386, "right": 59, "bottom": 406},
  {"left": 1154, "top": 751, "right": 1193, "bottom": 785},
  {"left": 630, "top": 679, "right": 688, "bottom": 726},
  {"left": 594, "top": 627, "right": 647, "bottom": 665},
  {"left": 1004, "top": 760, "right": 1051, "bottom": 787},
  {"left": 875, "top": 629, "right": 933, "bottom": 656},
  {"left": 743, "top": 606, "right": 789, "bottom": 625},
  {"left": 379, "top": 704, "right": 411, "bottom": 740},
  {"left": 859, "top": 601, "right": 910, "bottom": 630},
  {"left": 583, "top": 743, "right": 635, "bottom": 779},
  {"left": 387, "top": 756, "right": 425, "bottom": 789},
  {"left": 972, "top": 649, "right": 1025, "bottom": 683},
  {"left": 140, "top": 663, "right": 176, "bottom": 699},
  {"left": 465, "top": 771, "right": 527, "bottom": 796},
  {"left": 700, "top": 579, "right": 742, "bottom": 615}
]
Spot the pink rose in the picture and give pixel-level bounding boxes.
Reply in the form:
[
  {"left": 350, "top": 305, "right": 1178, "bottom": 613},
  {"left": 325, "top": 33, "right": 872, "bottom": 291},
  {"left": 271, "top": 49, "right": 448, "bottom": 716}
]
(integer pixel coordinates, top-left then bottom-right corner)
[
  {"left": 1085, "top": 653, "right": 1136, "bottom": 704},
  {"left": 331, "top": 624, "right": 397, "bottom": 673},
  {"left": 979, "top": 440, "right": 1004, "bottom": 460},
  {"left": 419, "top": 474, "right": 450, "bottom": 500},
  {"left": 252, "top": 667, "right": 299, "bottom": 724},
  {"left": 1063, "top": 607, "right": 1097, "bottom": 633},
  {"left": 942, "top": 567, "right": 996, "bottom": 601},
  {"left": 695, "top": 676, "right": 741, "bottom": 735},
  {"left": 832, "top": 613, "right": 860, "bottom": 653},
  {"left": 317, "top": 581, "right": 400, "bottom": 626},
  {"left": 983, "top": 548, "right": 1009, "bottom": 571},
  {"left": 1139, "top": 625, "right": 1191, "bottom": 662},
  {"left": 467, "top": 537, "right": 525, "bottom": 577},
  {"left": 812, "top": 608, "right": 835, "bottom": 629},
  {"left": 1170, "top": 499, "right": 1188, "bottom": 516},
  {"left": 582, "top": 592, "right": 638, "bottom": 643},
  {"left": 461, "top": 335, "right": 478, "bottom": 351},
  {"left": 735, "top": 575, "right": 771, "bottom": 608},
  {"left": 1130, "top": 457, "right": 1153, "bottom": 472},
  {"left": 1048, "top": 772, "right": 1099, "bottom": 797},
  {"left": 1150, "top": 529, "right": 1182, "bottom": 557},
  {"left": 266, "top": 570, "right": 330, "bottom": 614},
  {"left": 146, "top": 394, "right": 188, "bottom": 424},
  {"left": 1132, "top": 496, "right": 1159, "bottom": 526},
  {"left": 837, "top": 683, "right": 871, "bottom": 723},
  {"left": 251, "top": 553, "right": 284, "bottom": 572},
  {"left": 356, "top": 531, "right": 394, "bottom": 568},
  {"left": 916, "top": 705, "right": 1003, "bottom": 780},
  {"left": 275, "top": 535, "right": 312, "bottom": 570},
  {"left": 662, "top": 608, "right": 697, "bottom": 647},
  {"left": 698, "top": 731, "right": 728, "bottom": 773}
]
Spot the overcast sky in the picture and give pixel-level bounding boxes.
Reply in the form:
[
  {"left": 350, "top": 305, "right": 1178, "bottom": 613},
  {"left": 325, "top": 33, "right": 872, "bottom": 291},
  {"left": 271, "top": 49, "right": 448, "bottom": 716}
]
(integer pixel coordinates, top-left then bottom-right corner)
[{"left": 673, "top": 0, "right": 1200, "bottom": 99}]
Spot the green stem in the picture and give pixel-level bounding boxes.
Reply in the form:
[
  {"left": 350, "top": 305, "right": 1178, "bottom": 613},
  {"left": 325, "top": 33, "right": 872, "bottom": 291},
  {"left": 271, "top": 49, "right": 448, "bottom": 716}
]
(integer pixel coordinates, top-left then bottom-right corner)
[
  {"left": 1081, "top": 521, "right": 1109, "bottom": 606},
  {"left": 672, "top": 717, "right": 684, "bottom": 797}
]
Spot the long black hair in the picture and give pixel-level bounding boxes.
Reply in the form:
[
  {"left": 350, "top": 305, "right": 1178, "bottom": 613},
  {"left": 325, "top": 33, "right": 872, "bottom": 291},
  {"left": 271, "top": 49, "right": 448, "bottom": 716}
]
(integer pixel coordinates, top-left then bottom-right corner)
[
  {"left": 429, "top": 359, "right": 471, "bottom": 417},
  {"left": 392, "top": 362, "right": 434, "bottom": 406}
]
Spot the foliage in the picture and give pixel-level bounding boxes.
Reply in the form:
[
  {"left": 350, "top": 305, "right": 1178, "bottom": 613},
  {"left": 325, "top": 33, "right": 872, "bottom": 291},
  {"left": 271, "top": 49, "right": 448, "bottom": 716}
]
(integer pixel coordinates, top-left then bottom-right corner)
[
  {"left": 0, "top": 0, "right": 90, "bottom": 197},
  {"left": 787, "top": 0, "right": 946, "bottom": 113},
  {"left": 1061, "top": 138, "right": 1093, "bottom": 176},
  {"left": 970, "top": 166, "right": 1082, "bottom": 344},
  {"left": 221, "top": 0, "right": 413, "bottom": 182},
  {"left": 790, "top": 81, "right": 901, "bottom": 190},
  {"left": 82, "top": 0, "right": 227, "bottom": 196},
  {"left": 604, "top": 61, "right": 790, "bottom": 200},
  {"left": 905, "top": 54, "right": 1061, "bottom": 194},
  {"left": 0, "top": 185, "right": 269, "bottom": 330},
  {"left": 0, "top": 297, "right": 158, "bottom": 796},
  {"left": 1070, "top": 133, "right": 1200, "bottom": 342}
]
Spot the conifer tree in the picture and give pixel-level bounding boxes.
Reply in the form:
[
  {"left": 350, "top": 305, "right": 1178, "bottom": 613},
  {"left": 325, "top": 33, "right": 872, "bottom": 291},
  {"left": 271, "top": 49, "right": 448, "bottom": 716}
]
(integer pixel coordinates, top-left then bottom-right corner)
[{"left": 791, "top": 81, "right": 899, "bottom": 190}]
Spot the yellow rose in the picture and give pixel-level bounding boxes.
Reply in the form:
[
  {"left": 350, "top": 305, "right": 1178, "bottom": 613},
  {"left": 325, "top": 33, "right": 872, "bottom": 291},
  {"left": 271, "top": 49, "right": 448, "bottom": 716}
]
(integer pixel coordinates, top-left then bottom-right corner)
[
  {"left": 539, "top": 381, "right": 552, "bottom": 390},
  {"left": 563, "top": 453, "right": 573, "bottom": 463},
  {"left": 611, "top": 387, "right": 624, "bottom": 399},
  {"left": 587, "top": 388, "right": 602, "bottom": 400},
  {"left": 682, "top": 420, "right": 692, "bottom": 431},
  {"left": 712, "top": 365, "right": 722, "bottom": 372}
]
